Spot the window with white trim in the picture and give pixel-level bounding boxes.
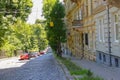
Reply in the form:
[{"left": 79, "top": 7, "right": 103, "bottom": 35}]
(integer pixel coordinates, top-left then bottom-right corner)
[
  {"left": 114, "top": 14, "right": 119, "bottom": 42},
  {"left": 99, "top": 19, "right": 102, "bottom": 41},
  {"left": 102, "top": 19, "right": 105, "bottom": 42},
  {"left": 98, "top": 18, "right": 104, "bottom": 42}
]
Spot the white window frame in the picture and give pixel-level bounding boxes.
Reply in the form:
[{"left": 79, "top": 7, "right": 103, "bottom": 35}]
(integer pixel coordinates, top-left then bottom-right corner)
[
  {"left": 98, "top": 18, "right": 104, "bottom": 42},
  {"left": 102, "top": 19, "right": 105, "bottom": 42},
  {"left": 98, "top": 19, "right": 102, "bottom": 41},
  {"left": 114, "top": 14, "right": 119, "bottom": 42}
]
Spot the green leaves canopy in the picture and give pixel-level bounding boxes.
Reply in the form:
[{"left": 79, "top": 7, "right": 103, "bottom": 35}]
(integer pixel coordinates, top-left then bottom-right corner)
[
  {"left": 0, "top": 0, "right": 33, "bottom": 47},
  {"left": 42, "top": 0, "right": 66, "bottom": 56}
]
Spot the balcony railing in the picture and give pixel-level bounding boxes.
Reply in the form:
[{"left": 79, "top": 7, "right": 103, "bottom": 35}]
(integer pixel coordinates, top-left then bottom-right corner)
[{"left": 72, "top": 20, "right": 83, "bottom": 27}]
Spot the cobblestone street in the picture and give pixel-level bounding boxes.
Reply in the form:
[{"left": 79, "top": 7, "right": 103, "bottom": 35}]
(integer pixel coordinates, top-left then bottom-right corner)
[{"left": 0, "top": 53, "right": 67, "bottom": 80}]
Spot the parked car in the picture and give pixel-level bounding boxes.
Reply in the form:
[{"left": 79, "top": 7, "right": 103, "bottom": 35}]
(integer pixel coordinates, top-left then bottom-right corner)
[
  {"left": 37, "top": 51, "right": 45, "bottom": 56},
  {"left": 29, "top": 53, "right": 37, "bottom": 58},
  {"left": 19, "top": 53, "right": 30, "bottom": 60}
]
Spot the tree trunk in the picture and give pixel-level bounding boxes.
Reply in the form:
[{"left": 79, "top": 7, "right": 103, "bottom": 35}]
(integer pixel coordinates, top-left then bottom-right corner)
[
  {"left": 24, "top": 46, "right": 28, "bottom": 53},
  {"left": 57, "top": 42, "right": 62, "bottom": 57},
  {"left": 14, "top": 50, "right": 17, "bottom": 56}
]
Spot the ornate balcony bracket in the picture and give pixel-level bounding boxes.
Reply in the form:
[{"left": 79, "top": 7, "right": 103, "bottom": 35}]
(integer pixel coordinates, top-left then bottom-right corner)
[
  {"left": 72, "top": 20, "right": 83, "bottom": 27},
  {"left": 71, "top": 0, "right": 77, "bottom": 3},
  {"left": 71, "top": 0, "right": 80, "bottom": 5}
]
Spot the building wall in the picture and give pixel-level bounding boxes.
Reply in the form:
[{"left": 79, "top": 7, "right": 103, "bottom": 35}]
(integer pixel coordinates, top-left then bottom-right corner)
[
  {"left": 81, "top": 0, "right": 96, "bottom": 61},
  {"left": 64, "top": 0, "right": 96, "bottom": 60},
  {"left": 95, "top": 1, "right": 120, "bottom": 67},
  {"left": 64, "top": 0, "right": 120, "bottom": 67}
]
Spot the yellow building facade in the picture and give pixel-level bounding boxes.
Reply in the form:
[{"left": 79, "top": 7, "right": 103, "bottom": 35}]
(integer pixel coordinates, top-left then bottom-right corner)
[{"left": 64, "top": 0, "right": 96, "bottom": 60}]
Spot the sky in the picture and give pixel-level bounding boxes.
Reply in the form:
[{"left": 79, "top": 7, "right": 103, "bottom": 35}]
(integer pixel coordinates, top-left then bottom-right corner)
[
  {"left": 27, "top": 0, "right": 63, "bottom": 24},
  {"left": 27, "top": 0, "right": 43, "bottom": 24}
]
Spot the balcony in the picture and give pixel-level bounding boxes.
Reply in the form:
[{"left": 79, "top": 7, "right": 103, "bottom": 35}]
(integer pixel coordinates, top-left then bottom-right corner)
[
  {"left": 72, "top": 20, "right": 83, "bottom": 27},
  {"left": 107, "top": 0, "right": 120, "bottom": 8},
  {"left": 71, "top": 0, "right": 77, "bottom": 3},
  {"left": 70, "top": 0, "right": 81, "bottom": 5}
]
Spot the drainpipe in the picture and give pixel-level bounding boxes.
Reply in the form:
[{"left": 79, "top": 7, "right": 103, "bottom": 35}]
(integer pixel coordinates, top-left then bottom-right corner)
[{"left": 105, "top": 1, "right": 112, "bottom": 66}]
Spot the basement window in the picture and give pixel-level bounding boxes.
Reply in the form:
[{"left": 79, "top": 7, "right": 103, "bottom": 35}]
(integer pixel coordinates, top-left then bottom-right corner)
[
  {"left": 103, "top": 54, "right": 106, "bottom": 62},
  {"left": 115, "top": 58, "right": 119, "bottom": 67},
  {"left": 99, "top": 53, "right": 102, "bottom": 60}
]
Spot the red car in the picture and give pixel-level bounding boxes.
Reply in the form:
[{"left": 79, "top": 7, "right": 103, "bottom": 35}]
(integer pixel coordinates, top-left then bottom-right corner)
[
  {"left": 19, "top": 53, "right": 30, "bottom": 60},
  {"left": 37, "top": 51, "right": 45, "bottom": 56}
]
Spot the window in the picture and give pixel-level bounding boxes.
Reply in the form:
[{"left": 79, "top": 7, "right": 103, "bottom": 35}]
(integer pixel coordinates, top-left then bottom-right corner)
[
  {"left": 115, "top": 58, "right": 119, "bottom": 67},
  {"left": 99, "top": 20, "right": 102, "bottom": 41},
  {"left": 79, "top": 9, "right": 83, "bottom": 20},
  {"left": 90, "top": 0, "right": 93, "bottom": 15},
  {"left": 103, "top": 54, "right": 106, "bottom": 62},
  {"left": 98, "top": 19, "right": 104, "bottom": 42},
  {"left": 114, "top": 14, "right": 119, "bottom": 42},
  {"left": 85, "top": 33, "right": 89, "bottom": 45},
  {"left": 99, "top": 53, "right": 102, "bottom": 60},
  {"left": 85, "top": 0, "right": 88, "bottom": 17}
]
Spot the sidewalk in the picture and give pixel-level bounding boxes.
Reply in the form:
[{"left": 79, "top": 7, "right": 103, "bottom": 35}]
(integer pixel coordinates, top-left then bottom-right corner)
[
  {"left": 63, "top": 54, "right": 120, "bottom": 80},
  {"left": 0, "top": 56, "right": 19, "bottom": 63}
]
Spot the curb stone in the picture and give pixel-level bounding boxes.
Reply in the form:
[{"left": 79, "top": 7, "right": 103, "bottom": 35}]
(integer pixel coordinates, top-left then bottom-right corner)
[{"left": 56, "top": 59, "right": 74, "bottom": 80}]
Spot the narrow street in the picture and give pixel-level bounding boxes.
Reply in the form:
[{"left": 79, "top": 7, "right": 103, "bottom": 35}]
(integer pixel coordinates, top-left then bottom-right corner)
[{"left": 0, "top": 53, "right": 67, "bottom": 80}]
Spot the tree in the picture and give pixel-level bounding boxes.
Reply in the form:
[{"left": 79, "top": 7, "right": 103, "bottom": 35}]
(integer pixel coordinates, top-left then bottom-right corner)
[
  {"left": 43, "top": 0, "right": 66, "bottom": 57},
  {"left": 32, "top": 19, "right": 48, "bottom": 52},
  {"left": 0, "top": 0, "right": 33, "bottom": 48},
  {"left": 1, "top": 19, "right": 33, "bottom": 56},
  {"left": 1, "top": 0, "right": 33, "bottom": 21}
]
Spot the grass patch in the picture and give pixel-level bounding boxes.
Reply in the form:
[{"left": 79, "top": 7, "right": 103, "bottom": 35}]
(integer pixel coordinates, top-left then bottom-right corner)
[
  {"left": 70, "top": 69, "right": 88, "bottom": 75},
  {"left": 75, "top": 76, "right": 103, "bottom": 80},
  {"left": 57, "top": 56, "right": 88, "bottom": 75},
  {"left": 55, "top": 54, "right": 103, "bottom": 80}
]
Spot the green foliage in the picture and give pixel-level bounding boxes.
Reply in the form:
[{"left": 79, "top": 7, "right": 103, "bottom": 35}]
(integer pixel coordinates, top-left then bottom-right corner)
[
  {"left": 0, "top": 0, "right": 47, "bottom": 57},
  {"left": 71, "top": 69, "right": 88, "bottom": 75},
  {"left": 43, "top": 0, "right": 66, "bottom": 56},
  {"left": 42, "top": 0, "right": 56, "bottom": 19},
  {"left": 87, "top": 70, "right": 93, "bottom": 77},
  {"left": 56, "top": 56, "right": 103, "bottom": 80},
  {"left": 0, "top": 0, "right": 33, "bottom": 21},
  {"left": 1, "top": 18, "right": 48, "bottom": 56},
  {"left": 0, "top": 0, "right": 33, "bottom": 56},
  {"left": 77, "top": 76, "right": 103, "bottom": 80},
  {"left": 32, "top": 20, "right": 48, "bottom": 51},
  {"left": 57, "top": 56, "right": 88, "bottom": 75}
]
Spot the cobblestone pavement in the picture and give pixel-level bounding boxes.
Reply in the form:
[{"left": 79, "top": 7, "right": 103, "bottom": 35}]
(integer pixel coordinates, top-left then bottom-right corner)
[
  {"left": 0, "top": 53, "right": 67, "bottom": 80},
  {"left": 63, "top": 54, "right": 120, "bottom": 80}
]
